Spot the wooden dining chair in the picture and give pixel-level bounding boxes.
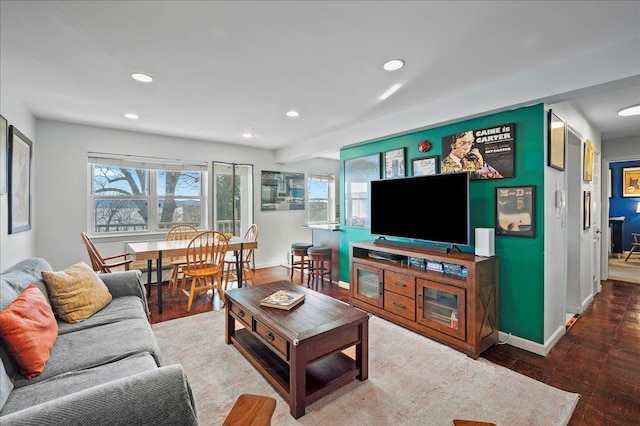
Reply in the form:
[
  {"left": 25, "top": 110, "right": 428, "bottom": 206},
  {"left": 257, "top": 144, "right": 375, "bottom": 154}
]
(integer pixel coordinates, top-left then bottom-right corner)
[
  {"left": 165, "top": 224, "right": 199, "bottom": 296},
  {"left": 80, "top": 231, "right": 133, "bottom": 273},
  {"left": 224, "top": 224, "right": 258, "bottom": 289},
  {"left": 624, "top": 233, "right": 640, "bottom": 262},
  {"left": 178, "top": 231, "right": 229, "bottom": 312}
]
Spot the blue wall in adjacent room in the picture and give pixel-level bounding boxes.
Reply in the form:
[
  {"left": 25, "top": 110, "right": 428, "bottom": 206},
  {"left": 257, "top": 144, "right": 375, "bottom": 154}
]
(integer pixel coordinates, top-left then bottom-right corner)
[{"left": 610, "top": 160, "right": 640, "bottom": 250}]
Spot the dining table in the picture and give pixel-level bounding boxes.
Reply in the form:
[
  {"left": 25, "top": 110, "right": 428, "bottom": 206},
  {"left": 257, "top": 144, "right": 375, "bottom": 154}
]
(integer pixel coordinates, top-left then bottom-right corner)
[{"left": 125, "top": 237, "right": 258, "bottom": 314}]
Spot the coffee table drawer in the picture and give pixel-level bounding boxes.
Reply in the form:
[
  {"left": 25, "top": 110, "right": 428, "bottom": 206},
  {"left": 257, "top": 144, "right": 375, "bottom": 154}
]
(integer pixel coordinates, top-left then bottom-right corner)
[
  {"left": 255, "top": 319, "right": 289, "bottom": 361},
  {"left": 230, "top": 302, "right": 253, "bottom": 329}
]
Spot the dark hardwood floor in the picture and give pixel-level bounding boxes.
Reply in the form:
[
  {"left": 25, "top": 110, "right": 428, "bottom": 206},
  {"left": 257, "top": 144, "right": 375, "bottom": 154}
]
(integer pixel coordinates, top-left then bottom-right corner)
[{"left": 147, "top": 266, "right": 639, "bottom": 426}]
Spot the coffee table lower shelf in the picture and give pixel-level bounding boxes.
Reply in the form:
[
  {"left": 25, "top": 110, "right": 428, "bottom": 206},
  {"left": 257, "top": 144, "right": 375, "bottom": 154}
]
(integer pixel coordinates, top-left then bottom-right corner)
[{"left": 231, "top": 328, "right": 359, "bottom": 412}]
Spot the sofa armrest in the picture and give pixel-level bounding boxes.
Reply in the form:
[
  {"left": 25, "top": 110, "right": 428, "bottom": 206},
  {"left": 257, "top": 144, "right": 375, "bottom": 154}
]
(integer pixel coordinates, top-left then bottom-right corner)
[
  {"left": 0, "top": 365, "right": 198, "bottom": 426},
  {"left": 100, "top": 270, "right": 151, "bottom": 319}
]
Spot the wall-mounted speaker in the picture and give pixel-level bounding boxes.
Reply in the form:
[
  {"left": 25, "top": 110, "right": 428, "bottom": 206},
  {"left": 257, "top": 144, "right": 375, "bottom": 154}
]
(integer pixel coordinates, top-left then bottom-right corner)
[{"left": 475, "top": 228, "right": 495, "bottom": 257}]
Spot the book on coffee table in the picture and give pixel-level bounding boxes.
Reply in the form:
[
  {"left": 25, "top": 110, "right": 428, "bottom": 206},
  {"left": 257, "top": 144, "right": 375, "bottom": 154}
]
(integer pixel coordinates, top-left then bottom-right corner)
[{"left": 260, "top": 289, "right": 305, "bottom": 310}]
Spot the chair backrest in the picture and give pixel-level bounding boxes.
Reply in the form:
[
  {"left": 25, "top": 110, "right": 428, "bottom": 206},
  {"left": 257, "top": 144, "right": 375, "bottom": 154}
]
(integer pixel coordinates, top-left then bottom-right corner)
[
  {"left": 185, "top": 231, "right": 229, "bottom": 273},
  {"left": 166, "top": 224, "right": 198, "bottom": 241},
  {"left": 80, "top": 231, "right": 107, "bottom": 273},
  {"left": 241, "top": 224, "right": 259, "bottom": 263}
]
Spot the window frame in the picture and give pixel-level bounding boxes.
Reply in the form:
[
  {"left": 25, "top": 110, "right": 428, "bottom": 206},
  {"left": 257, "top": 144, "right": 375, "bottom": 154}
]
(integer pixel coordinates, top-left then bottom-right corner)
[{"left": 307, "top": 173, "right": 336, "bottom": 224}]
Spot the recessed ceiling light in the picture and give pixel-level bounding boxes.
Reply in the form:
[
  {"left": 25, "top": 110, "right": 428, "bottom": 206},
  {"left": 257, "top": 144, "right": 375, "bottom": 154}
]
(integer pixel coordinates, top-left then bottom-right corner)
[
  {"left": 618, "top": 104, "right": 640, "bottom": 116},
  {"left": 131, "top": 72, "right": 153, "bottom": 83},
  {"left": 383, "top": 59, "right": 405, "bottom": 71},
  {"left": 242, "top": 132, "right": 254, "bottom": 138},
  {"left": 124, "top": 113, "right": 139, "bottom": 120},
  {"left": 286, "top": 110, "right": 300, "bottom": 118},
  {"left": 379, "top": 83, "right": 402, "bottom": 100}
]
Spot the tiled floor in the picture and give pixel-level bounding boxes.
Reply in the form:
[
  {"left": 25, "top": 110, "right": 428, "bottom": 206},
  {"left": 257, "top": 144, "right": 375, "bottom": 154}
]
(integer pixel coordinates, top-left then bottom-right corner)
[{"left": 148, "top": 267, "right": 639, "bottom": 426}]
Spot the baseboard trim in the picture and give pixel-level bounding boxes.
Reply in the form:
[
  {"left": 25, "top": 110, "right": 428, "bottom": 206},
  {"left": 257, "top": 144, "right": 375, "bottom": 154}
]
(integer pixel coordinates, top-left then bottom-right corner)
[
  {"left": 499, "top": 325, "right": 565, "bottom": 357},
  {"left": 338, "top": 280, "right": 350, "bottom": 290}
]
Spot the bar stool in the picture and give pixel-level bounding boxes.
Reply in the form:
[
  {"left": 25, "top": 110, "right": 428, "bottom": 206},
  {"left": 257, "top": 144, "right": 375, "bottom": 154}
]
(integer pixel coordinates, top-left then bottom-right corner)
[
  {"left": 307, "top": 246, "right": 332, "bottom": 288},
  {"left": 290, "top": 242, "right": 313, "bottom": 281}
]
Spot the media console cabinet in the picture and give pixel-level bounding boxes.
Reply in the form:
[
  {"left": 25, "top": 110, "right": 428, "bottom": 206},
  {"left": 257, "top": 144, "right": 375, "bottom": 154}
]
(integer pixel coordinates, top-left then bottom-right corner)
[{"left": 349, "top": 240, "right": 498, "bottom": 358}]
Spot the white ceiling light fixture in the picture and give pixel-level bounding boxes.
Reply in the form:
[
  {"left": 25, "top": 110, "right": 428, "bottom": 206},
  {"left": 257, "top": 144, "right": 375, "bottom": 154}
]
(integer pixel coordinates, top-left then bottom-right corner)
[
  {"left": 131, "top": 72, "right": 154, "bottom": 83},
  {"left": 383, "top": 59, "right": 405, "bottom": 71},
  {"left": 618, "top": 104, "right": 640, "bottom": 116},
  {"left": 242, "top": 132, "right": 254, "bottom": 138},
  {"left": 286, "top": 110, "right": 300, "bottom": 118},
  {"left": 124, "top": 113, "right": 139, "bottom": 120},
  {"left": 380, "top": 83, "right": 402, "bottom": 100}
]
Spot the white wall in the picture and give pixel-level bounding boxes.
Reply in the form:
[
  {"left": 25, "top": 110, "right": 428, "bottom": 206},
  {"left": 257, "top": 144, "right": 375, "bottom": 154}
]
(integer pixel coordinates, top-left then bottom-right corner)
[
  {"left": 33, "top": 119, "right": 339, "bottom": 270},
  {"left": 0, "top": 90, "right": 37, "bottom": 271},
  {"left": 543, "top": 100, "right": 602, "bottom": 344}
]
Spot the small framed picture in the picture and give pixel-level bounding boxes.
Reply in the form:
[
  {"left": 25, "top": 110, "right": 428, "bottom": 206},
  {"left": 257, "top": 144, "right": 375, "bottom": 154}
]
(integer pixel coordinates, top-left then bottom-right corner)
[
  {"left": 495, "top": 185, "right": 535, "bottom": 238},
  {"left": 384, "top": 148, "right": 405, "bottom": 179},
  {"left": 583, "top": 191, "right": 591, "bottom": 230},
  {"left": 8, "top": 125, "right": 33, "bottom": 234},
  {"left": 547, "top": 110, "right": 566, "bottom": 171},
  {"left": 622, "top": 166, "right": 640, "bottom": 197},
  {"left": 0, "top": 114, "right": 7, "bottom": 194},
  {"left": 412, "top": 155, "right": 439, "bottom": 176}
]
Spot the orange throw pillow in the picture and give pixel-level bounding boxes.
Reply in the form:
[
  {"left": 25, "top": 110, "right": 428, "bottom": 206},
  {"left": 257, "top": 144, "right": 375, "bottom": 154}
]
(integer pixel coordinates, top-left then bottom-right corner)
[{"left": 0, "top": 285, "right": 58, "bottom": 379}]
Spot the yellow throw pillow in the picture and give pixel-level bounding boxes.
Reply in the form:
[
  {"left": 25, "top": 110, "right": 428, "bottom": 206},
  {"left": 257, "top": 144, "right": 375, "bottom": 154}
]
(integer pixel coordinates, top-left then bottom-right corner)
[{"left": 41, "top": 262, "right": 112, "bottom": 323}]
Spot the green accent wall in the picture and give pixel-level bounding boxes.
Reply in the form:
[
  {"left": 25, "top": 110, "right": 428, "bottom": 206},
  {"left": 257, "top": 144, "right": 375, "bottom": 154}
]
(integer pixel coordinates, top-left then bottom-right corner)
[{"left": 339, "top": 103, "right": 546, "bottom": 343}]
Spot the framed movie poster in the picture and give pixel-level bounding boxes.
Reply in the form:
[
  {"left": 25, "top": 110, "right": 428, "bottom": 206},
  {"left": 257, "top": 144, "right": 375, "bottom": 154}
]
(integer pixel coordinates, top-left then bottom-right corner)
[
  {"left": 548, "top": 110, "right": 566, "bottom": 171},
  {"left": 495, "top": 185, "right": 535, "bottom": 237},
  {"left": 344, "top": 153, "right": 380, "bottom": 228},
  {"left": 583, "top": 191, "right": 591, "bottom": 230},
  {"left": 622, "top": 166, "right": 640, "bottom": 197},
  {"left": 442, "top": 123, "right": 515, "bottom": 180},
  {"left": 384, "top": 148, "right": 405, "bottom": 178},
  {"left": 412, "top": 155, "right": 439, "bottom": 176},
  {"left": 0, "top": 115, "right": 7, "bottom": 194},
  {"left": 8, "top": 125, "right": 32, "bottom": 234}
]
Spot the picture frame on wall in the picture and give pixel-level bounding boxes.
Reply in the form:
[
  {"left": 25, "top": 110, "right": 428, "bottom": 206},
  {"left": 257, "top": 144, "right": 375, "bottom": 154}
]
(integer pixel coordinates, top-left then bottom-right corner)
[
  {"left": 621, "top": 166, "right": 640, "bottom": 197},
  {"left": 411, "top": 155, "right": 439, "bottom": 176},
  {"left": 583, "top": 191, "right": 591, "bottom": 230},
  {"left": 0, "top": 114, "right": 7, "bottom": 194},
  {"left": 583, "top": 139, "right": 594, "bottom": 182},
  {"left": 384, "top": 148, "right": 405, "bottom": 179},
  {"left": 547, "top": 109, "right": 566, "bottom": 171},
  {"left": 8, "top": 125, "right": 32, "bottom": 234},
  {"left": 260, "top": 170, "right": 305, "bottom": 211},
  {"left": 344, "top": 153, "right": 380, "bottom": 228},
  {"left": 495, "top": 185, "right": 535, "bottom": 238}
]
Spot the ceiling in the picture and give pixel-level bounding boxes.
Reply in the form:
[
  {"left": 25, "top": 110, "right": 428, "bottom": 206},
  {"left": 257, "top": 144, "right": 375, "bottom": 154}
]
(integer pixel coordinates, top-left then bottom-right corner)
[{"left": 1, "top": 1, "right": 639, "bottom": 163}]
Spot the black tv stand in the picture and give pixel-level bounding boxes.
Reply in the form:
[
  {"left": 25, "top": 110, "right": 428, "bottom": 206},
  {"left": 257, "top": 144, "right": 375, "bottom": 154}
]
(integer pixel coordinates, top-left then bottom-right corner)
[{"left": 373, "top": 238, "right": 453, "bottom": 254}]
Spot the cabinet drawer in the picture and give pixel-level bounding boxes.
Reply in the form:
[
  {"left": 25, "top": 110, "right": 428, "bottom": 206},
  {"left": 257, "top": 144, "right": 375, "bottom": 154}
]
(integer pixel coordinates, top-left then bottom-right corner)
[
  {"left": 384, "top": 291, "right": 415, "bottom": 321},
  {"left": 254, "top": 319, "right": 289, "bottom": 361},
  {"left": 230, "top": 302, "right": 252, "bottom": 329},
  {"left": 384, "top": 271, "right": 415, "bottom": 298}
]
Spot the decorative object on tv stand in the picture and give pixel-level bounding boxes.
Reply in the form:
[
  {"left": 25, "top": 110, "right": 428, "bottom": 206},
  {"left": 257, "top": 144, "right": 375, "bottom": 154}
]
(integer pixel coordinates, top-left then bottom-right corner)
[
  {"left": 474, "top": 228, "right": 495, "bottom": 257},
  {"left": 495, "top": 185, "right": 535, "bottom": 238},
  {"left": 418, "top": 140, "right": 431, "bottom": 152},
  {"left": 412, "top": 155, "right": 439, "bottom": 176},
  {"left": 622, "top": 166, "right": 640, "bottom": 197},
  {"left": 384, "top": 147, "right": 406, "bottom": 179},
  {"left": 547, "top": 109, "right": 566, "bottom": 171},
  {"left": 8, "top": 125, "right": 32, "bottom": 234}
]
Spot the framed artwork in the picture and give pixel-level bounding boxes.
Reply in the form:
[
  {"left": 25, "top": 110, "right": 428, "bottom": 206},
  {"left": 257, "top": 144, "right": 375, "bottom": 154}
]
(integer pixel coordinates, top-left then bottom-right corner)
[
  {"left": 583, "top": 191, "right": 591, "bottom": 230},
  {"left": 384, "top": 148, "right": 405, "bottom": 178},
  {"left": 495, "top": 185, "right": 535, "bottom": 238},
  {"left": 260, "top": 170, "right": 305, "bottom": 211},
  {"left": 583, "top": 139, "right": 593, "bottom": 181},
  {"left": 8, "top": 125, "right": 32, "bottom": 234},
  {"left": 441, "top": 123, "right": 515, "bottom": 179},
  {"left": 344, "top": 153, "right": 380, "bottom": 228},
  {"left": 547, "top": 109, "right": 566, "bottom": 171},
  {"left": 0, "top": 114, "right": 7, "bottom": 194},
  {"left": 412, "top": 155, "right": 439, "bottom": 176},
  {"left": 622, "top": 166, "right": 640, "bottom": 197}
]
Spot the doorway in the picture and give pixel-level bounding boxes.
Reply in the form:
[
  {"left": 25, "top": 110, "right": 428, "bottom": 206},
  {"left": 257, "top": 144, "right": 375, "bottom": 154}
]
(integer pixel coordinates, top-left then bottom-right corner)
[{"left": 212, "top": 162, "right": 254, "bottom": 236}]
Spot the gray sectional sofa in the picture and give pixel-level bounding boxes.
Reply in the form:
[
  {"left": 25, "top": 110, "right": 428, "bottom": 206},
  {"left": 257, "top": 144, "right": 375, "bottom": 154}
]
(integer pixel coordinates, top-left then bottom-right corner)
[{"left": 0, "top": 258, "right": 198, "bottom": 425}]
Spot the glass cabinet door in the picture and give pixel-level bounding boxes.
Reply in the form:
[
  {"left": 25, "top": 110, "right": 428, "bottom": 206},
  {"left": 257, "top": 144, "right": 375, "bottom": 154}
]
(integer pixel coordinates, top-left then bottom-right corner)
[
  {"left": 352, "top": 263, "right": 384, "bottom": 308},
  {"left": 417, "top": 278, "right": 466, "bottom": 340}
]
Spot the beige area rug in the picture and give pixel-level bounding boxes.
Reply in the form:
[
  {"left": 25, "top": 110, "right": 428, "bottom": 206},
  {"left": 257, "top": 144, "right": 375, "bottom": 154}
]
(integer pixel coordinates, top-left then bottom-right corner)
[
  {"left": 608, "top": 252, "right": 640, "bottom": 284},
  {"left": 152, "top": 311, "right": 579, "bottom": 426}
]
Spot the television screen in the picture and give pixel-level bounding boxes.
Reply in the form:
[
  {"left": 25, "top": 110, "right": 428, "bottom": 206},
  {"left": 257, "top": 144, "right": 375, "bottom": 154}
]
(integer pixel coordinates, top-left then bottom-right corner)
[{"left": 371, "top": 172, "right": 469, "bottom": 246}]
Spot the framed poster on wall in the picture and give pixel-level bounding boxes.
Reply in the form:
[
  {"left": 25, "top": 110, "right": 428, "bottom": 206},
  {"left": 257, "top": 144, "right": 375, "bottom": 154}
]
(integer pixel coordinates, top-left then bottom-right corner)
[
  {"left": 412, "top": 155, "right": 439, "bottom": 176},
  {"left": 384, "top": 148, "right": 405, "bottom": 178},
  {"left": 583, "top": 191, "right": 591, "bottom": 230},
  {"left": 495, "top": 185, "right": 535, "bottom": 237},
  {"left": 547, "top": 110, "right": 566, "bottom": 171},
  {"left": 260, "top": 170, "right": 305, "bottom": 211},
  {"left": 622, "top": 166, "right": 640, "bottom": 197},
  {"left": 8, "top": 125, "right": 32, "bottom": 234}
]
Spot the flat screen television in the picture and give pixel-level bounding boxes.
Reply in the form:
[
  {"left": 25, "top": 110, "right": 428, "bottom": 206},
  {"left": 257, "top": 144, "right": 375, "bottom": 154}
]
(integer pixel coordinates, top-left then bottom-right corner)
[{"left": 370, "top": 172, "right": 470, "bottom": 247}]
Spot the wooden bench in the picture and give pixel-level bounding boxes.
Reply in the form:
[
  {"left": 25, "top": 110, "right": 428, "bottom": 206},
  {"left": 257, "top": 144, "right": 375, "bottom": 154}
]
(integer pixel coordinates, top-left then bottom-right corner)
[{"left": 223, "top": 394, "right": 276, "bottom": 426}]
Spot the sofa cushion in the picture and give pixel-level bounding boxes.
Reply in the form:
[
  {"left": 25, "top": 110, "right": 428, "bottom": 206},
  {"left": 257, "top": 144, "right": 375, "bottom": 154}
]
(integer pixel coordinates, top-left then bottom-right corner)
[
  {"left": 0, "top": 285, "right": 58, "bottom": 379},
  {"left": 0, "top": 361, "right": 12, "bottom": 414},
  {"left": 1, "top": 352, "right": 157, "bottom": 416},
  {"left": 42, "top": 262, "right": 112, "bottom": 323},
  {"left": 0, "top": 258, "right": 53, "bottom": 313},
  {"left": 56, "top": 296, "right": 149, "bottom": 336}
]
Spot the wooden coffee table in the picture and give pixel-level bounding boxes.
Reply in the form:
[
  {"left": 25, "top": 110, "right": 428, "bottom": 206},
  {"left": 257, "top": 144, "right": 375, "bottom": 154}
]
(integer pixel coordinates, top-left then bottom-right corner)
[{"left": 225, "top": 282, "right": 369, "bottom": 418}]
